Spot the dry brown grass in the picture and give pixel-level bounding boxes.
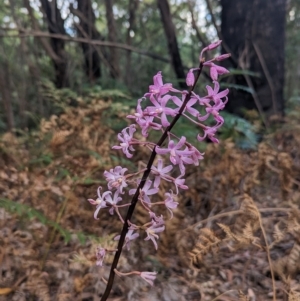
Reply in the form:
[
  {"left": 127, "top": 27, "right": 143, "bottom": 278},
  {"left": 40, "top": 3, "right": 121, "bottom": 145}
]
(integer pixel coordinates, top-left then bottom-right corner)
[{"left": 0, "top": 98, "right": 300, "bottom": 300}]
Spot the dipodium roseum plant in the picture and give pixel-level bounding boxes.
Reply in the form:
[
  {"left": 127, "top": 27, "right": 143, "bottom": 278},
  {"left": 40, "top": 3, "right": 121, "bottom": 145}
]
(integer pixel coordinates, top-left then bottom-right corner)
[{"left": 88, "top": 41, "right": 230, "bottom": 301}]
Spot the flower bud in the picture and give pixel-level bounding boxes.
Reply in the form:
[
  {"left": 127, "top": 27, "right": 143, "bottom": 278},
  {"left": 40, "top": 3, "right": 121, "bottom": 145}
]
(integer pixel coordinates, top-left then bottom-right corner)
[
  {"left": 207, "top": 40, "right": 222, "bottom": 50},
  {"left": 186, "top": 69, "right": 195, "bottom": 87},
  {"left": 215, "top": 53, "right": 231, "bottom": 61}
]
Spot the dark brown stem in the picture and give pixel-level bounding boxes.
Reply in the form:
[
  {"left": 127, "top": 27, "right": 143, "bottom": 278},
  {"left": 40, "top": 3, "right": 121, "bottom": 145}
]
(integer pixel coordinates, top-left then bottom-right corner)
[{"left": 100, "top": 61, "right": 204, "bottom": 301}]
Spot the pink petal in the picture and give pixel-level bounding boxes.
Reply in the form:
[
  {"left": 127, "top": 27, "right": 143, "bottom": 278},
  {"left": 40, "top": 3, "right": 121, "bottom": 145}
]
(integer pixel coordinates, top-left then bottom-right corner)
[{"left": 210, "top": 67, "right": 218, "bottom": 81}]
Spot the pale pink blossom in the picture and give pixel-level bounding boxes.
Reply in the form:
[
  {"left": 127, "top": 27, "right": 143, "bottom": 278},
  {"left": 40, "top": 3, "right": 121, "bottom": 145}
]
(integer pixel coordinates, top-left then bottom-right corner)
[
  {"left": 172, "top": 94, "right": 199, "bottom": 117},
  {"left": 140, "top": 271, "right": 157, "bottom": 286},
  {"left": 197, "top": 124, "right": 222, "bottom": 143},
  {"left": 104, "top": 166, "right": 128, "bottom": 193},
  {"left": 173, "top": 176, "right": 188, "bottom": 194},
  {"left": 151, "top": 159, "right": 173, "bottom": 188},
  {"left": 164, "top": 191, "right": 178, "bottom": 218},
  {"left": 96, "top": 247, "right": 106, "bottom": 266},
  {"left": 156, "top": 137, "right": 194, "bottom": 174},
  {"left": 204, "top": 81, "right": 229, "bottom": 104},
  {"left": 197, "top": 81, "right": 228, "bottom": 124},
  {"left": 186, "top": 144, "right": 204, "bottom": 166},
  {"left": 138, "top": 115, "right": 162, "bottom": 137},
  {"left": 112, "top": 125, "right": 136, "bottom": 158},
  {"left": 114, "top": 229, "right": 139, "bottom": 250},
  {"left": 129, "top": 180, "right": 158, "bottom": 204},
  {"left": 145, "top": 218, "right": 165, "bottom": 250},
  {"left": 145, "top": 94, "right": 178, "bottom": 127},
  {"left": 88, "top": 187, "right": 110, "bottom": 220},
  {"left": 149, "top": 212, "right": 164, "bottom": 226},
  {"left": 88, "top": 42, "right": 231, "bottom": 282},
  {"left": 204, "top": 62, "right": 229, "bottom": 81},
  {"left": 145, "top": 71, "right": 174, "bottom": 97},
  {"left": 127, "top": 98, "right": 146, "bottom": 123},
  {"left": 114, "top": 269, "right": 157, "bottom": 286},
  {"left": 104, "top": 191, "right": 122, "bottom": 215}
]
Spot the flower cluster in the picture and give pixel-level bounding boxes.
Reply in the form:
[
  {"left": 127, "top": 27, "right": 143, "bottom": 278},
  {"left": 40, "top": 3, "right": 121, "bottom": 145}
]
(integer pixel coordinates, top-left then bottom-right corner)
[{"left": 88, "top": 41, "right": 230, "bottom": 290}]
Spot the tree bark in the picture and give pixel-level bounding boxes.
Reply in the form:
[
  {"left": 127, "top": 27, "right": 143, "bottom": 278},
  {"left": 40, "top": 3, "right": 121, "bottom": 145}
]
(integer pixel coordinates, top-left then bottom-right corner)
[
  {"left": 75, "top": 0, "right": 102, "bottom": 82},
  {"left": 187, "top": 0, "right": 208, "bottom": 47},
  {"left": 104, "top": 0, "right": 120, "bottom": 79},
  {"left": 23, "top": 0, "right": 61, "bottom": 62},
  {"left": 157, "top": 0, "right": 186, "bottom": 89},
  {"left": 220, "top": 0, "right": 286, "bottom": 119},
  {"left": 0, "top": 63, "right": 14, "bottom": 131},
  {"left": 9, "top": 0, "right": 28, "bottom": 127},
  {"left": 125, "top": 0, "right": 139, "bottom": 87},
  {"left": 40, "top": 0, "right": 69, "bottom": 88}
]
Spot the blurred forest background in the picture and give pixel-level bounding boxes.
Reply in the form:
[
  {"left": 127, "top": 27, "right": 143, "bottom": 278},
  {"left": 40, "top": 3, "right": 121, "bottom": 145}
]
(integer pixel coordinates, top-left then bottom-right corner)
[
  {"left": 1, "top": 1, "right": 300, "bottom": 301},
  {"left": 0, "top": 0, "right": 299, "bottom": 131}
]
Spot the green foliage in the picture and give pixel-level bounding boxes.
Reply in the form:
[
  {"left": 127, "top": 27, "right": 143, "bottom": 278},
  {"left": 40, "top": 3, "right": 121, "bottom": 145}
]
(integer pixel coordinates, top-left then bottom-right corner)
[
  {"left": 285, "top": 94, "right": 300, "bottom": 125},
  {"left": 286, "top": 0, "right": 300, "bottom": 100},
  {"left": 0, "top": 0, "right": 298, "bottom": 146},
  {"left": 29, "top": 153, "right": 53, "bottom": 166},
  {"left": 226, "top": 69, "right": 261, "bottom": 78},
  {"left": 0, "top": 118, "right": 6, "bottom": 131},
  {"left": 0, "top": 0, "right": 295, "bottom": 129},
  {"left": 110, "top": 154, "right": 136, "bottom": 169},
  {"left": 220, "top": 112, "right": 259, "bottom": 149},
  {"left": 286, "top": 95, "right": 300, "bottom": 114},
  {"left": 221, "top": 83, "right": 254, "bottom": 94},
  {"left": 54, "top": 167, "right": 70, "bottom": 182},
  {"left": 221, "top": 68, "right": 261, "bottom": 95},
  {"left": 0, "top": 198, "right": 95, "bottom": 244},
  {"left": 84, "top": 88, "right": 131, "bottom": 102},
  {"left": 40, "top": 79, "right": 77, "bottom": 110}
]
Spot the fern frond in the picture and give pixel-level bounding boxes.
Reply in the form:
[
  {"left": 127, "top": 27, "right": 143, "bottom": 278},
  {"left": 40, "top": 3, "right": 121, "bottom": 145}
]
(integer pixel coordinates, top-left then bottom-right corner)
[
  {"left": 217, "top": 223, "right": 237, "bottom": 241},
  {"left": 289, "top": 291, "right": 300, "bottom": 301},
  {"left": 269, "top": 222, "right": 287, "bottom": 249},
  {"left": 189, "top": 228, "right": 220, "bottom": 269},
  {"left": 242, "top": 222, "right": 254, "bottom": 240},
  {"left": 238, "top": 290, "right": 250, "bottom": 301},
  {"left": 239, "top": 194, "right": 259, "bottom": 222},
  {"left": 287, "top": 243, "right": 300, "bottom": 276}
]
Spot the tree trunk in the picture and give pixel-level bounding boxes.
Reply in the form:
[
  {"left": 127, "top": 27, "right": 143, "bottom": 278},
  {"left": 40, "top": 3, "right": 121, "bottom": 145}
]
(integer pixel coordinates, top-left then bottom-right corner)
[
  {"left": 157, "top": 0, "right": 186, "bottom": 89},
  {"left": 125, "top": 0, "right": 139, "bottom": 87},
  {"left": 221, "top": 0, "right": 286, "bottom": 119},
  {"left": 40, "top": 0, "right": 68, "bottom": 88},
  {"left": 104, "top": 0, "right": 120, "bottom": 79},
  {"left": 0, "top": 63, "right": 14, "bottom": 131},
  {"left": 10, "top": 0, "right": 28, "bottom": 128},
  {"left": 76, "top": 0, "right": 102, "bottom": 83}
]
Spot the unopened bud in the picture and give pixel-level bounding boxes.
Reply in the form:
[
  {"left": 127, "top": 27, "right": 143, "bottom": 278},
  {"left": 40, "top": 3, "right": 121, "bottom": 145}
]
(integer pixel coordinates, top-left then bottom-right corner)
[
  {"left": 207, "top": 40, "right": 222, "bottom": 50},
  {"left": 215, "top": 53, "right": 231, "bottom": 61},
  {"left": 186, "top": 69, "right": 195, "bottom": 87}
]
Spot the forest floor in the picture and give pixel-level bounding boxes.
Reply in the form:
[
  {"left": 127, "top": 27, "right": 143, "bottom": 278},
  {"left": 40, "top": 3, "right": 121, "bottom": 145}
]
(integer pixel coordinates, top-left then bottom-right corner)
[{"left": 0, "top": 97, "right": 300, "bottom": 301}]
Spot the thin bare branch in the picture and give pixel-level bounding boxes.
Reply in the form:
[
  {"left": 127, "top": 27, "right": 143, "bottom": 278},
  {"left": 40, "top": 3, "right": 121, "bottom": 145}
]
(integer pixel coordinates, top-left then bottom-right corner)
[
  {"left": 187, "top": 0, "right": 208, "bottom": 46},
  {"left": 239, "top": 46, "right": 269, "bottom": 128},
  {"left": 186, "top": 207, "right": 291, "bottom": 232},
  {"left": 204, "top": 0, "right": 222, "bottom": 39},
  {"left": 253, "top": 41, "right": 278, "bottom": 115},
  {"left": 23, "top": 0, "right": 62, "bottom": 63},
  {"left": 0, "top": 30, "right": 172, "bottom": 64},
  {"left": 257, "top": 207, "right": 276, "bottom": 301}
]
